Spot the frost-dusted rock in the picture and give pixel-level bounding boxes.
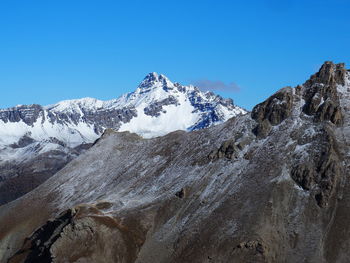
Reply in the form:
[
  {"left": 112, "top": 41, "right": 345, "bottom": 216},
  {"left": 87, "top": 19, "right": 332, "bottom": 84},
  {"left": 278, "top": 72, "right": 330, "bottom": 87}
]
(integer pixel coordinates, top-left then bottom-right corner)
[
  {"left": 303, "top": 61, "right": 344, "bottom": 125},
  {"left": 251, "top": 87, "right": 293, "bottom": 138},
  {"left": 291, "top": 162, "right": 315, "bottom": 191},
  {"left": 209, "top": 139, "right": 240, "bottom": 160},
  {"left": 252, "top": 86, "right": 294, "bottom": 125},
  {"left": 252, "top": 119, "right": 271, "bottom": 139},
  {"left": 315, "top": 99, "right": 343, "bottom": 125},
  {"left": 291, "top": 125, "right": 342, "bottom": 207},
  {"left": 305, "top": 61, "right": 347, "bottom": 87},
  {"left": 0, "top": 142, "right": 92, "bottom": 205}
]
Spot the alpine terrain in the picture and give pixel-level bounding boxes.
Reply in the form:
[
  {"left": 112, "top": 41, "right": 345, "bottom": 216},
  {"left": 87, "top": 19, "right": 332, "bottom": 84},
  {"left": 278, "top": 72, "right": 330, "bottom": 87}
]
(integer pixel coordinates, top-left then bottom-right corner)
[
  {"left": 0, "top": 73, "right": 245, "bottom": 205},
  {"left": 1, "top": 61, "right": 350, "bottom": 262}
]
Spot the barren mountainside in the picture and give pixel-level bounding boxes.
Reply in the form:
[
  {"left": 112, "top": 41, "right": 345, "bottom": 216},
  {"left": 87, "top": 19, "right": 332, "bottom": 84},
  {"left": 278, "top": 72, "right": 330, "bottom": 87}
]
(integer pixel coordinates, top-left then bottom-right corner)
[{"left": 1, "top": 62, "right": 350, "bottom": 262}]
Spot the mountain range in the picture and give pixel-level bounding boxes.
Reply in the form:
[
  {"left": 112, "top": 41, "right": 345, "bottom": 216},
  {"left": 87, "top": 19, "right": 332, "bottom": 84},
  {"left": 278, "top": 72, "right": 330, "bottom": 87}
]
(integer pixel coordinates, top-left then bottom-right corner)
[
  {"left": 1, "top": 61, "right": 350, "bottom": 262},
  {"left": 0, "top": 73, "right": 245, "bottom": 205}
]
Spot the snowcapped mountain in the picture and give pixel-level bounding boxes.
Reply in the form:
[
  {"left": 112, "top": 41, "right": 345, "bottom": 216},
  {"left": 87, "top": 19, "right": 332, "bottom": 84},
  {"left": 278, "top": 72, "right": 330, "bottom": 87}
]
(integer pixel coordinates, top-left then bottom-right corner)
[
  {"left": 0, "top": 73, "right": 245, "bottom": 205},
  {"left": 0, "top": 72, "right": 245, "bottom": 148}
]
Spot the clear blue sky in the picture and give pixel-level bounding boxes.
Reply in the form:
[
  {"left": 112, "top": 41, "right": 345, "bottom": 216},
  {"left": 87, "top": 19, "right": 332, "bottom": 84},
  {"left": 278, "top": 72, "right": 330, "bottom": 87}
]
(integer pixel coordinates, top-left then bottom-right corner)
[{"left": 1, "top": 0, "right": 349, "bottom": 110}]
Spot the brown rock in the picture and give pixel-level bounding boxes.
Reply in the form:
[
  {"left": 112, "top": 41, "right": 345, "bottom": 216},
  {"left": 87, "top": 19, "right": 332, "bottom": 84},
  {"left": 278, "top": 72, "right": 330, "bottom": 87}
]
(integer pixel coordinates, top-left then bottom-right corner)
[
  {"left": 302, "top": 61, "right": 345, "bottom": 125},
  {"left": 252, "top": 87, "right": 293, "bottom": 138}
]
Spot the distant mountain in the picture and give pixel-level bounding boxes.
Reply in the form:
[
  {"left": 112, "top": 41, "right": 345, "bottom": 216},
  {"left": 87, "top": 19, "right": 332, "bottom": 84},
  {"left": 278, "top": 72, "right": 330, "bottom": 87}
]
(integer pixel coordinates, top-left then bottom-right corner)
[
  {"left": 0, "top": 73, "right": 245, "bottom": 205},
  {"left": 0, "top": 72, "right": 244, "bottom": 147}
]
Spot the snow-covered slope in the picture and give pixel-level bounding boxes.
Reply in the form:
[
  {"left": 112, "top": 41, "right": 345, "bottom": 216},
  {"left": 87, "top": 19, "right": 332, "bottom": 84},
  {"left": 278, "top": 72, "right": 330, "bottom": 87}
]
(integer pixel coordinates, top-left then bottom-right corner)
[{"left": 117, "top": 73, "right": 245, "bottom": 137}]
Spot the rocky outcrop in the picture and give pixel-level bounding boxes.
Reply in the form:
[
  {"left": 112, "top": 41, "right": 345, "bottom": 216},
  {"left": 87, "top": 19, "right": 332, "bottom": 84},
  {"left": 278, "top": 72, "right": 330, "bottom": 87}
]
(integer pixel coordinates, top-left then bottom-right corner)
[
  {"left": 144, "top": 96, "right": 178, "bottom": 117},
  {"left": 232, "top": 240, "right": 267, "bottom": 262},
  {"left": 302, "top": 61, "right": 344, "bottom": 125},
  {"left": 287, "top": 61, "right": 348, "bottom": 207},
  {"left": 79, "top": 106, "right": 137, "bottom": 132},
  {"left": 291, "top": 163, "right": 315, "bottom": 191},
  {"left": 208, "top": 133, "right": 252, "bottom": 161},
  {"left": 291, "top": 126, "right": 342, "bottom": 207},
  {"left": 9, "top": 204, "right": 148, "bottom": 263},
  {"left": 9, "top": 135, "right": 35, "bottom": 148},
  {"left": 8, "top": 209, "right": 76, "bottom": 263},
  {"left": 305, "top": 61, "right": 347, "bottom": 87},
  {"left": 251, "top": 87, "right": 294, "bottom": 138},
  {"left": 208, "top": 139, "right": 240, "bottom": 160}
]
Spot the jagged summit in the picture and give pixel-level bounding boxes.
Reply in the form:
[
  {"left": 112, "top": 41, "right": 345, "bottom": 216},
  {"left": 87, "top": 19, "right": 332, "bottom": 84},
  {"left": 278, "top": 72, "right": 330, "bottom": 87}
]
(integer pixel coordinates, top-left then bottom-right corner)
[
  {"left": 251, "top": 61, "right": 349, "bottom": 139},
  {"left": 137, "top": 72, "right": 173, "bottom": 91},
  {"left": 305, "top": 61, "right": 348, "bottom": 87},
  {"left": 302, "top": 61, "right": 348, "bottom": 126},
  {"left": 141, "top": 72, "right": 168, "bottom": 82}
]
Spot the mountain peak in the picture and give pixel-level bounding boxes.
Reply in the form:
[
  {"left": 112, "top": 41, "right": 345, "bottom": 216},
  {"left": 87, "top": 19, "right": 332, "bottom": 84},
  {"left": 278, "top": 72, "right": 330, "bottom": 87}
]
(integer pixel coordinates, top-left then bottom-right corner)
[
  {"left": 305, "top": 61, "right": 347, "bottom": 87},
  {"left": 138, "top": 72, "right": 173, "bottom": 91},
  {"left": 142, "top": 72, "right": 169, "bottom": 82},
  {"left": 145, "top": 72, "right": 159, "bottom": 80}
]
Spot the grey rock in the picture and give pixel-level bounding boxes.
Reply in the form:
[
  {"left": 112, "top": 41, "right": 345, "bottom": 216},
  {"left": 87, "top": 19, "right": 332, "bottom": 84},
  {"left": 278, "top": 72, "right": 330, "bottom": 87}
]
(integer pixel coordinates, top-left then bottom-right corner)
[
  {"left": 0, "top": 104, "right": 43, "bottom": 126},
  {"left": 144, "top": 96, "right": 178, "bottom": 117},
  {"left": 9, "top": 135, "right": 35, "bottom": 148},
  {"left": 209, "top": 139, "right": 240, "bottom": 160}
]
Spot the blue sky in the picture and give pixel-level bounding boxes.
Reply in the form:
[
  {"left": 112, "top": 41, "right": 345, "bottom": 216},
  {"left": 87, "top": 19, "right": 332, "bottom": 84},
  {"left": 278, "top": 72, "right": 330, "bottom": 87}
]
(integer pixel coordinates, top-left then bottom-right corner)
[{"left": 0, "top": 0, "right": 349, "bottom": 110}]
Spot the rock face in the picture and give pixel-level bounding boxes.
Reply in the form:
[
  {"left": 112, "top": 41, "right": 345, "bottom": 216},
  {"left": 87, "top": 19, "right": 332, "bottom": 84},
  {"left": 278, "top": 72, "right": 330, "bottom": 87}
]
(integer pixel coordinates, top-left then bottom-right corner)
[
  {"left": 1, "top": 62, "right": 350, "bottom": 262},
  {"left": 290, "top": 125, "right": 342, "bottom": 207},
  {"left": 8, "top": 204, "right": 147, "bottom": 263},
  {"left": 251, "top": 86, "right": 294, "bottom": 138},
  {"left": 302, "top": 61, "right": 344, "bottom": 125},
  {"left": 0, "top": 73, "right": 245, "bottom": 206}
]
